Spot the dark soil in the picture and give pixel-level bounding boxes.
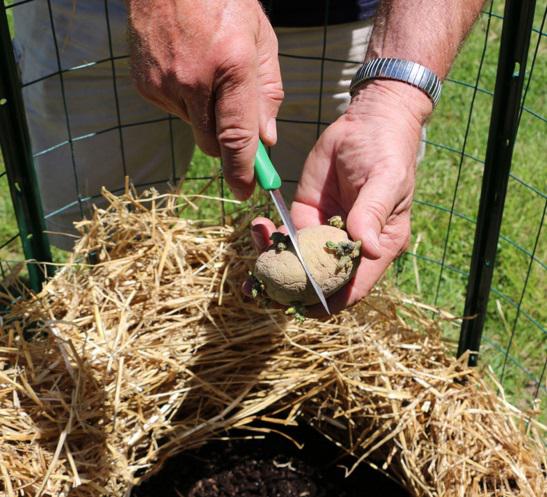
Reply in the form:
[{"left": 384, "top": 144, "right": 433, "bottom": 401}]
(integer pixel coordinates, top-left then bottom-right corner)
[{"left": 133, "top": 424, "right": 410, "bottom": 497}]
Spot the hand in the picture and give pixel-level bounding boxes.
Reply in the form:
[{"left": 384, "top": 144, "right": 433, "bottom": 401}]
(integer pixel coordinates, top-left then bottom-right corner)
[
  {"left": 250, "top": 80, "right": 433, "bottom": 315},
  {"left": 127, "top": 0, "right": 284, "bottom": 199}
]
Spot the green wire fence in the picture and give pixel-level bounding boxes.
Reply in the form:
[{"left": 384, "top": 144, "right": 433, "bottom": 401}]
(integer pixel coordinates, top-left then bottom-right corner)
[{"left": 0, "top": 0, "right": 545, "bottom": 418}]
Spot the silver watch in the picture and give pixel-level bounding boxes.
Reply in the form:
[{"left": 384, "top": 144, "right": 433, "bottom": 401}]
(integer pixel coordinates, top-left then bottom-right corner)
[{"left": 350, "top": 58, "right": 442, "bottom": 108}]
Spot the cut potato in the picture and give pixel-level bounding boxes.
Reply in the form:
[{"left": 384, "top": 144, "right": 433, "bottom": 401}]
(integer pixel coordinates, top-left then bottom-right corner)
[{"left": 254, "top": 224, "right": 360, "bottom": 306}]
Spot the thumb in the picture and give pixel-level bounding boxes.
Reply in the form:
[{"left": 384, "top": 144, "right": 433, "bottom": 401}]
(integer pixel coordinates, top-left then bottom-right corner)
[{"left": 346, "top": 177, "right": 399, "bottom": 260}]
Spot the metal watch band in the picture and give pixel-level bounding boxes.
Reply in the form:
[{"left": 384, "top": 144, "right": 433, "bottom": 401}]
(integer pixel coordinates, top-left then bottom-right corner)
[{"left": 350, "top": 58, "right": 442, "bottom": 108}]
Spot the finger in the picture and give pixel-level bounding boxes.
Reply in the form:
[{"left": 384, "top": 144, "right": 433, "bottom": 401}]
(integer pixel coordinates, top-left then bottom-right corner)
[
  {"left": 305, "top": 211, "right": 411, "bottom": 317},
  {"left": 185, "top": 90, "right": 221, "bottom": 158},
  {"left": 291, "top": 201, "right": 330, "bottom": 230},
  {"left": 258, "top": 80, "right": 283, "bottom": 146},
  {"left": 346, "top": 175, "right": 403, "bottom": 260},
  {"left": 250, "top": 217, "right": 277, "bottom": 252},
  {"left": 257, "top": 25, "right": 284, "bottom": 146},
  {"left": 304, "top": 255, "right": 389, "bottom": 318},
  {"left": 291, "top": 130, "right": 344, "bottom": 230},
  {"left": 215, "top": 45, "right": 259, "bottom": 200}
]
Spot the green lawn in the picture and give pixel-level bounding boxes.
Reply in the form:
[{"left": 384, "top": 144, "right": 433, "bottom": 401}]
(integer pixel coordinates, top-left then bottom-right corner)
[
  {"left": 401, "top": 7, "right": 546, "bottom": 418},
  {"left": 1, "top": 4, "right": 545, "bottom": 418}
]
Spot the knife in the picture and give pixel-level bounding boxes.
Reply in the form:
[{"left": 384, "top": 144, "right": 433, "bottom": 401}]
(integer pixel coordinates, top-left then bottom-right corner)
[{"left": 254, "top": 140, "right": 330, "bottom": 315}]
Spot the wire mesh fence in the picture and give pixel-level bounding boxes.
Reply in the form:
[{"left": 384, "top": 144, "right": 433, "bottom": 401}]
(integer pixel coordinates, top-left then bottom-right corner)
[
  {"left": 0, "top": 151, "right": 20, "bottom": 281},
  {"left": 0, "top": 0, "right": 545, "bottom": 418}
]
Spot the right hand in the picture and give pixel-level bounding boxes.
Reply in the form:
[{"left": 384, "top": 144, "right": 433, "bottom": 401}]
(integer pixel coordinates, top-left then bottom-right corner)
[{"left": 127, "top": 0, "right": 284, "bottom": 199}]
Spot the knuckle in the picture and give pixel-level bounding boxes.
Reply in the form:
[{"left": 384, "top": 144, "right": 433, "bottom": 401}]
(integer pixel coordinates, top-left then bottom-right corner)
[
  {"left": 225, "top": 169, "right": 252, "bottom": 187},
  {"left": 394, "top": 167, "right": 409, "bottom": 186},
  {"left": 217, "top": 126, "right": 255, "bottom": 153},
  {"left": 364, "top": 199, "right": 389, "bottom": 227},
  {"left": 399, "top": 232, "right": 411, "bottom": 254},
  {"left": 395, "top": 219, "right": 411, "bottom": 256},
  {"left": 215, "top": 42, "right": 256, "bottom": 82},
  {"left": 134, "top": 65, "right": 203, "bottom": 99},
  {"left": 266, "top": 85, "right": 284, "bottom": 107},
  {"left": 261, "top": 23, "right": 279, "bottom": 54},
  {"left": 381, "top": 165, "right": 406, "bottom": 187},
  {"left": 174, "top": 69, "right": 205, "bottom": 94}
]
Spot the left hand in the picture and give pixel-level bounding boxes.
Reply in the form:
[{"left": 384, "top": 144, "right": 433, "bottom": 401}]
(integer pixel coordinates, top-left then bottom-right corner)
[{"left": 250, "top": 80, "right": 433, "bottom": 315}]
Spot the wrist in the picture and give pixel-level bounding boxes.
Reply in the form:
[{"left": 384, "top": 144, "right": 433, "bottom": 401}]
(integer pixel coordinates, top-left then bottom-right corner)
[{"left": 349, "top": 79, "right": 433, "bottom": 125}]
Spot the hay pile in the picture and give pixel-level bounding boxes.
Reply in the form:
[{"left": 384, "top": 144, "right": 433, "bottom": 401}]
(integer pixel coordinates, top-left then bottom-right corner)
[{"left": 0, "top": 189, "right": 545, "bottom": 497}]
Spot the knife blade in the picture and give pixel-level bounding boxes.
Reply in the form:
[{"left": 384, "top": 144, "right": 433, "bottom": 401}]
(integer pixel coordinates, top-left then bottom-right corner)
[{"left": 254, "top": 140, "right": 330, "bottom": 315}]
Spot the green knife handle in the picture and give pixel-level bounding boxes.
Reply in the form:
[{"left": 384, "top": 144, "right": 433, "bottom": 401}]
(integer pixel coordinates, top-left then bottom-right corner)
[{"left": 254, "top": 140, "right": 281, "bottom": 191}]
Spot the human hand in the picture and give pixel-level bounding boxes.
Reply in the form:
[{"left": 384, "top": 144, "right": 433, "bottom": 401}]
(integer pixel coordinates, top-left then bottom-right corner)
[
  {"left": 127, "top": 0, "right": 283, "bottom": 199},
  {"left": 250, "top": 80, "right": 433, "bottom": 315}
]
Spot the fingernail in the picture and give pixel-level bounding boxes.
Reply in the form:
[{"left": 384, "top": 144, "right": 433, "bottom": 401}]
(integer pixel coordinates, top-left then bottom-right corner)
[
  {"left": 251, "top": 224, "right": 268, "bottom": 252},
  {"left": 266, "top": 118, "right": 277, "bottom": 144},
  {"left": 251, "top": 224, "right": 266, "bottom": 250}
]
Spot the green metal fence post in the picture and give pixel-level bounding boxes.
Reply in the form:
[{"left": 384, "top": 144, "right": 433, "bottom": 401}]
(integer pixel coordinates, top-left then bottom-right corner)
[
  {"left": 0, "top": 6, "right": 52, "bottom": 291},
  {"left": 458, "top": 0, "right": 537, "bottom": 365}
]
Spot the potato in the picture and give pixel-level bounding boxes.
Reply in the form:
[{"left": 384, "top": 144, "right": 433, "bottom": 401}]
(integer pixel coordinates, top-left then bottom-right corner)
[{"left": 253, "top": 223, "right": 361, "bottom": 306}]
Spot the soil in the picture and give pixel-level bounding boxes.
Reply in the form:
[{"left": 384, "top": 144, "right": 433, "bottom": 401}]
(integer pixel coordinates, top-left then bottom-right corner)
[{"left": 132, "top": 424, "right": 410, "bottom": 497}]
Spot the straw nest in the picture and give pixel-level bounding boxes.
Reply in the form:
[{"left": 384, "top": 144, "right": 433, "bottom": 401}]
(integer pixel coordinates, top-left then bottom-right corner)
[{"left": 0, "top": 188, "right": 545, "bottom": 497}]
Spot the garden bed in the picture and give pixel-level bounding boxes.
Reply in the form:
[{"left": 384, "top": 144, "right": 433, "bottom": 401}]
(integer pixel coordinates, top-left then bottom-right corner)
[{"left": 133, "top": 424, "right": 408, "bottom": 497}]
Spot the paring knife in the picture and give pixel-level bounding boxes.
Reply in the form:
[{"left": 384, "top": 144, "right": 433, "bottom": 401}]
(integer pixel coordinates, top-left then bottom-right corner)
[{"left": 254, "top": 140, "right": 330, "bottom": 315}]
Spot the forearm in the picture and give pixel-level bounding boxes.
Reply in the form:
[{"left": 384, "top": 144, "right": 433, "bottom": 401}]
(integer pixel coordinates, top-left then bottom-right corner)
[
  {"left": 366, "top": 0, "right": 485, "bottom": 79},
  {"left": 349, "top": 1, "right": 485, "bottom": 123}
]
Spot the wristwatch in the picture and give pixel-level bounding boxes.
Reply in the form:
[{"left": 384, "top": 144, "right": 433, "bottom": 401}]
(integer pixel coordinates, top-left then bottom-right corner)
[{"left": 350, "top": 58, "right": 442, "bottom": 108}]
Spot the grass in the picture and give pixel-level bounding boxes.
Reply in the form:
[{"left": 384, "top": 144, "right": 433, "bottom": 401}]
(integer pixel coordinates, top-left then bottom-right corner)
[
  {"left": 389, "top": 5, "right": 546, "bottom": 418},
  {"left": 0, "top": 167, "right": 23, "bottom": 279},
  {"left": 1, "top": 3, "right": 545, "bottom": 418}
]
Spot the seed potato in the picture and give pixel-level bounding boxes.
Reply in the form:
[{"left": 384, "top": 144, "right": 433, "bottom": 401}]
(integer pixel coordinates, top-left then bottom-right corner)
[{"left": 253, "top": 224, "right": 360, "bottom": 306}]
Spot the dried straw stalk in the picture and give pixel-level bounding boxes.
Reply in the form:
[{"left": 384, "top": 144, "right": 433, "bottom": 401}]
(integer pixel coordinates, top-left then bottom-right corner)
[{"left": 0, "top": 189, "right": 544, "bottom": 497}]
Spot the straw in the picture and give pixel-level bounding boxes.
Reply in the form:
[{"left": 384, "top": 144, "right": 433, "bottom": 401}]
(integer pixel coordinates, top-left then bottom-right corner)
[{"left": 0, "top": 187, "right": 544, "bottom": 497}]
